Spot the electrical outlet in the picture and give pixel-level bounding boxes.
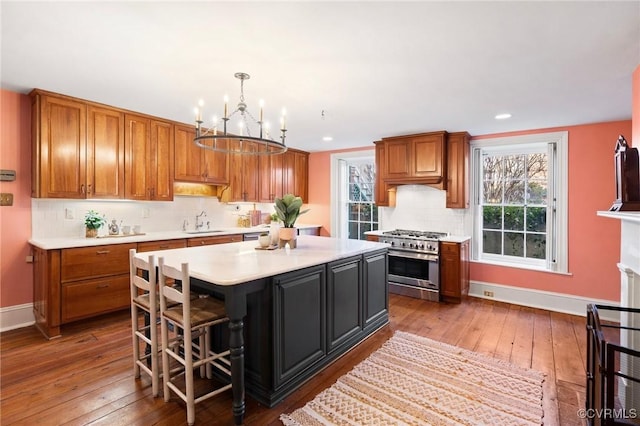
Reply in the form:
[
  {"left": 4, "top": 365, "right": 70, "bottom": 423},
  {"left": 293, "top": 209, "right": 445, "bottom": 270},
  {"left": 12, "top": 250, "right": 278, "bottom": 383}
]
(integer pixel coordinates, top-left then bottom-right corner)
[
  {"left": 142, "top": 207, "right": 150, "bottom": 218},
  {"left": 0, "top": 193, "right": 13, "bottom": 206},
  {"left": 65, "top": 208, "right": 75, "bottom": 219},
  {"left": 483, "top": 291, "right": 494, "bottom": 298}
]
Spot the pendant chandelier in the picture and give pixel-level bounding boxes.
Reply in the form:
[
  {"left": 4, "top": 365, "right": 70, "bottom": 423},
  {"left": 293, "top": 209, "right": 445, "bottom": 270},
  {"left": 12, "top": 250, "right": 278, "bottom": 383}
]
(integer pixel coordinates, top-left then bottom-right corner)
[{"left": 194, "top": 72, "right": 288, "bottom": 156}]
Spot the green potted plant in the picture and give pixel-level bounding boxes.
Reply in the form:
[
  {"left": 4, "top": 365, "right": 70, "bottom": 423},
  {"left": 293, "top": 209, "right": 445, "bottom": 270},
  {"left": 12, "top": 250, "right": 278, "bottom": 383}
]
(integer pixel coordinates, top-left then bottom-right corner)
[
  {"left": 274, "top": 194, "right": 309, "bottom": 248},
  {"left": 84, "top": 209, "right": 106, "bottom": 238}
]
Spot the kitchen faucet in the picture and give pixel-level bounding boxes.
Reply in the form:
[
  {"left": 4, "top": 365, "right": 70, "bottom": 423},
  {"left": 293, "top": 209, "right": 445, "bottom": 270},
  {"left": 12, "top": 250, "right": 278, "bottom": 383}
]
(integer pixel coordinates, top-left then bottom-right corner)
[{"left": 195, "top": 211, "right": 207, "bottom": 230}]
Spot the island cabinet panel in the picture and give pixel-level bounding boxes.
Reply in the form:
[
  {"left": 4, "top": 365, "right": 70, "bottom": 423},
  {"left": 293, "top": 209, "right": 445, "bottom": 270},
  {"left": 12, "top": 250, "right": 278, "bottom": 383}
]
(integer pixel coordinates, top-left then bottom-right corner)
[
  {"left": 273, "top": 265, "right": 326, "bottom": 388},
  {"left": 363, "top": 249, "right": 389, "bottom": 330},
  {"left": 327, "top": 256, "right": 362, "bottom": 353}
]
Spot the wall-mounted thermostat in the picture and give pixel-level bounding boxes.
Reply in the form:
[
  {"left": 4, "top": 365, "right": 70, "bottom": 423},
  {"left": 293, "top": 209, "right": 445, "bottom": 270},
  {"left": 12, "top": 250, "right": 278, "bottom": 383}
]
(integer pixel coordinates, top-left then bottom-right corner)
[{"left": 0, "top": 170, "right": 16, "bottom": 181}]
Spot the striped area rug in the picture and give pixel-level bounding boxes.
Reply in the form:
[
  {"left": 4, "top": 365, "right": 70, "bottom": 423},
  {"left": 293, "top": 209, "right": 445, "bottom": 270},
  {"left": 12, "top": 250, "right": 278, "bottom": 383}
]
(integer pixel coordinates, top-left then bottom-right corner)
[{"left": 281, "top": 331, "right": 544, "bottom": 425}]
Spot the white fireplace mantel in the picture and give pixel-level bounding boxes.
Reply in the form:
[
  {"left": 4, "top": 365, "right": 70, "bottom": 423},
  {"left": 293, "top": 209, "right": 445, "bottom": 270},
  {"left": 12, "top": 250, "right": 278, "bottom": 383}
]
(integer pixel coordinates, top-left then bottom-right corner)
[{"left": 598, "top": 211, "right": 640, "bottom": 279}]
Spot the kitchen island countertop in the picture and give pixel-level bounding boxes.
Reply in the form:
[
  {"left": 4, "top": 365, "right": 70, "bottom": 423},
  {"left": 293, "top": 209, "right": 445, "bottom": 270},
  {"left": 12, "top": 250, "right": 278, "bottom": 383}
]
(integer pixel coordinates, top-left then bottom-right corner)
[{"left": 134, "top": 235, "right": 389, "bottom": 286}]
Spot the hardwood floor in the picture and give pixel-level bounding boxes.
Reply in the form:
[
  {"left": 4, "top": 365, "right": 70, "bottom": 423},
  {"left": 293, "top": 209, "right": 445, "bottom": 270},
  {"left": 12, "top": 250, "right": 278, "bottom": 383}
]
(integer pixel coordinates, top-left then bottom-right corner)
[{"left": 0, "top": 294, "right": 588, "bottom": 425}]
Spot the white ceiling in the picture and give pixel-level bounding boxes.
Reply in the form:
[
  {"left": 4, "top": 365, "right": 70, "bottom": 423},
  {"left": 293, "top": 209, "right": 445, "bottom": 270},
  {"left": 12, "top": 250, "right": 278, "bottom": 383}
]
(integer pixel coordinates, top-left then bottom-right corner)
[{"left": 2, "top": 1, "right": 639, "bottom": 152}]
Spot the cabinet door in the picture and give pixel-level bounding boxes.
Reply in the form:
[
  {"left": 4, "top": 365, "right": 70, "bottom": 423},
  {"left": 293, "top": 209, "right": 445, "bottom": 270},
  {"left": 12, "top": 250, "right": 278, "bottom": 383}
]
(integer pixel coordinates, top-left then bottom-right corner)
[
  {"left": 242, "top": 142, "right": 260, "bottom": 201},
  {"left": 273, "top": 265, "right": 326, "bottom": 388},
  {"left": 258, "top": 155, "right": 273, "bottom": 202},
  {"left": 37, "top": 95, "right": 87, "bottom": 198},
  {"left": 363, "top": 250, "right": 388, "bottom": 330},
  {"left": 385, "top": 139, "right": 411, "bottom": 179},
  {"left": 137, "top": 239, "right": 187, "bottom": 252},
  {"left": 124, "top": 114, "right": 151, "bottom": 200},
  {"left": 327, "top": 256, "right": 362, "bottom": 352},
  {"left": 87, "top": 106, "right": 124, "bottom": 199},
  {"left": 375, "top": 141, "right": 389, "bottom": 206},
  {"left": 202, "top": 140, "right": 229, "bottom": 185},
  {"left": 282, "top": 150, "right": 296, "bottom": 196},
  {"left": 151, "top": 119, "right": 173, "bottom": 201},
  {"left": 412, "top": 133, "right": 445, "bottom": 179},
  {"left": 174, "top": 124, "right": 203, "bottom": 182},
  {"left": 293, "top": 150, "right": 309, "bottom": 200},
  {"left": 270, "top": 153, "right": 285, "bottom": 200},
  {"left": 446, "top": 132, "right": 470, "bottom": 208},
  {"left": 440, "top": 241, "right": 462, "bottom": 303},
  {"left": 61, "top": 274, "right": 130, "bottom": 322}
]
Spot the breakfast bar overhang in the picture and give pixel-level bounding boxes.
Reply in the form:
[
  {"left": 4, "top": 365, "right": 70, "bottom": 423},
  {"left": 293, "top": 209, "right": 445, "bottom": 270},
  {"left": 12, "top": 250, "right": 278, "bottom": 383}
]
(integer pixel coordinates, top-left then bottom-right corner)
[{"left": 135, "top": 235, "right": 390, "bottom": 425}]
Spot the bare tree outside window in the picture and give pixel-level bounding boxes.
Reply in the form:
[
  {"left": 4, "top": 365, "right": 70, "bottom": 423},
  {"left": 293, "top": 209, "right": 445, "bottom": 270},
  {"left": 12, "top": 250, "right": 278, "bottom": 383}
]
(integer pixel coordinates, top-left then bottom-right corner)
[
  {"left": 481, "top": 152, "right": 547, "bottom": 260},
  {"left": 347, "top": 163, "right": 378, "bottom": 240}
]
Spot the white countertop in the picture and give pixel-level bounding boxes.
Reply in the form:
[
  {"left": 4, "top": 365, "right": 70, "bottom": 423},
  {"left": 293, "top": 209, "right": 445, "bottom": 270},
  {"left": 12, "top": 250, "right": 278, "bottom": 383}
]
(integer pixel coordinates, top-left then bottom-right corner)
[
  {"left": 363, "top": 230, "right": 470, "bottom": 243},
  {"left": 29, "top": 224, "right": 322, "bottom": 250},
  {"left": 135, "top": 235, "right": 389, "bottom": 286}
]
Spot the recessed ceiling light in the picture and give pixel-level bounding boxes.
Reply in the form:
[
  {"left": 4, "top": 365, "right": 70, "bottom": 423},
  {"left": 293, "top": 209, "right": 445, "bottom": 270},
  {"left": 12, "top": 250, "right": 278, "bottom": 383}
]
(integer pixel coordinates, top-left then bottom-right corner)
[
  {"left": 495, "top": 113, "right": 512, "bottom": 120},
  {"left": 322, "top": 136, "right": 333, "bottom": 142}
]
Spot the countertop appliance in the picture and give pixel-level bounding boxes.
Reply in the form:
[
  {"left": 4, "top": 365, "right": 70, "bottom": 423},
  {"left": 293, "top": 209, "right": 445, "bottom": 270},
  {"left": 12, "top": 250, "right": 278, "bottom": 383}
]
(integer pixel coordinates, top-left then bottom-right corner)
[{"left": 380, "top": 229, "right": 449, "bottom": 301}]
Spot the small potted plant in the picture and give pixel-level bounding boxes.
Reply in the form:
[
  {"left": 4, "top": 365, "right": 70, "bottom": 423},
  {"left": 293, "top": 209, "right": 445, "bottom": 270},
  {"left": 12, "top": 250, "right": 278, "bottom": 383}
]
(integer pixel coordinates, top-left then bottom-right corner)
[
  {"left": 274, "top": 194, "right": 309, "bottom": 248},
  {"left": 84, "top": 209, "right": 106, "bottom": 238}
]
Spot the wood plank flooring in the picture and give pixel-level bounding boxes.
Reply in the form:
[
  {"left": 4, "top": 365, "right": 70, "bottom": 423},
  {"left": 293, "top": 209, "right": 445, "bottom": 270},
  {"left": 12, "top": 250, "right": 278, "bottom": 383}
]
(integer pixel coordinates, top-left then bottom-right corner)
[{"left": 0, "top": 294, "right": 588, "bottom": 425}]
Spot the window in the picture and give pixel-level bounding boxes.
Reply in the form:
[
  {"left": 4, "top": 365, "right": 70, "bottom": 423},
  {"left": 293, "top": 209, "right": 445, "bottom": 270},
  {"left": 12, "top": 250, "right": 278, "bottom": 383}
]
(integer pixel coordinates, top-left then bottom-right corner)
[
  {"left": 331, "top": 151, "right": 378, "bottom": 240},
  {"left": 471, "top": 132, "right": 568, "bottom": 273}
]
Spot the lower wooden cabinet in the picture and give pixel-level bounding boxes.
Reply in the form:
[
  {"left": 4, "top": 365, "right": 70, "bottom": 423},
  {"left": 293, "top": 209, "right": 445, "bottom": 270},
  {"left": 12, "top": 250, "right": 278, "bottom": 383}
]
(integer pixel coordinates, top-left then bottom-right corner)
[
  {"left": 137, "top": 239, "right": 187, "bottom": 252},
  {"left": 61, "top": 274, "right": 130, "bottom": 322},
  {"left": 186, "top": 234, "right": 242, "bottom": 246},
  {"left": 440, "top": 239, "right": 470, "bottom": 303}
]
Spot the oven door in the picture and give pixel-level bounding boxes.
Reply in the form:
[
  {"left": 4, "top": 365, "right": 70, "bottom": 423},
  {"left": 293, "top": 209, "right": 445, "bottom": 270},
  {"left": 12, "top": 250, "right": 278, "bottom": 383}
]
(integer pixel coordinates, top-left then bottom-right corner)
[{"left": 388, "top": 250, "right": 439, "bottom": 291}]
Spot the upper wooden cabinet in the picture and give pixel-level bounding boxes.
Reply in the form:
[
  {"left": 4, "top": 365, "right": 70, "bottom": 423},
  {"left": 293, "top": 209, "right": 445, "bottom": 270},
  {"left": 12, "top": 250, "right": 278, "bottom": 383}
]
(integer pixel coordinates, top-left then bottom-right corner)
[
  {"left": 375, "top": 130, "right": 469, "bottom": 208},
  {"left": 124, "top": 114, "right": 174, "bottom": 201},
  {"left": 221, "top": 140, "right": 260, "bottom": 202},
  {"left": 446, "top": 132, "right": 470, "bottom": 209},
  {"left": 31, "top": 91, "right": 125, "bottom": 199},
  {"left": 381, "top": 131, "right": 447, "bottom": 184},
  {"left": 174, "top": 124, "right": 229, "bottom": 185}
]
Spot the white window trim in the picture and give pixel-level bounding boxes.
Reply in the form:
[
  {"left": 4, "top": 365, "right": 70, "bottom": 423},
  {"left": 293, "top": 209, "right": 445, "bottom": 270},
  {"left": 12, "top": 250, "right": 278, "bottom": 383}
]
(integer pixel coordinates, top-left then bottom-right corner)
[
  {"left": 330, "top": 149, "right": 375, "bottom": 239},
  {"left": 470, "top": 131, "right": 568, "bottom": 274}
]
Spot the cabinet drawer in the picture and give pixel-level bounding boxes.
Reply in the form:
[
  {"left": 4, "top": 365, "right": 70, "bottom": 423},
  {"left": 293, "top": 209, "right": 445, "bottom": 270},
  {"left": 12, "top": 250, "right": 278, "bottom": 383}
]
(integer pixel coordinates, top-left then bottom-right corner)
[
  {"left": 61, "top": 243, "right": 135, "bottom": 281},
  {"left": 61, "top": 274, "right": 130, "bottom": 322},
  {"left": 440, "top": 242, "right": 460, "bottom": 256},
  {"left": 187, "top": 234, "right": 242, "bottom": 246},
  {"left": 137, "top": 239, "right": 187, "bottom": 252}
]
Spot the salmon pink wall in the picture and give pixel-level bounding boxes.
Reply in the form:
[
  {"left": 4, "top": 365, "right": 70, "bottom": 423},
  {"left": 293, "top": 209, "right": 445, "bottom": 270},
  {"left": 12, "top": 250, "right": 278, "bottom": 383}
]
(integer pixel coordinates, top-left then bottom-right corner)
[
  {"left": 472, "top": 121, "right": 630, "bottom": 302},
  {"left": 0, "top": 89, "right": 33, "bottom": 308},
  {"left": 308, "top": 120, "right": 631, "bottom": 302}
]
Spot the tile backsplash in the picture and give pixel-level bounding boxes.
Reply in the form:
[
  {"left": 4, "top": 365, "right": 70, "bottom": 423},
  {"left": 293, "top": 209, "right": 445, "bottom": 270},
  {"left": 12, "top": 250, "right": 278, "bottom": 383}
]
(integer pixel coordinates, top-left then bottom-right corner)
[
  {"left": 378, "top": 185, "right": 471, "bottom": 236},
  {"left": 31, "top": 197, "right": 277, "bottom": 239}
]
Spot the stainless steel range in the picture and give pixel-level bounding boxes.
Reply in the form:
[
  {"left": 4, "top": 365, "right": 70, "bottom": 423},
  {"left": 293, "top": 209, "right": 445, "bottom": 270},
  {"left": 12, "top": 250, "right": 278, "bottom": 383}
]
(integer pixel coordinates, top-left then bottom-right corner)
[{"left": 380, "top": 229, "right": 449, "bottom": 301}]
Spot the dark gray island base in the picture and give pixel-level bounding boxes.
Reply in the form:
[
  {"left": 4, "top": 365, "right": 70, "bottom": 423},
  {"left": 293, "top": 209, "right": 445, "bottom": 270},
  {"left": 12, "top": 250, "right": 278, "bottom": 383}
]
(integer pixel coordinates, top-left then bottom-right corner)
[{"left": 194, "top": 248, "right": 389, "bottom": 408}]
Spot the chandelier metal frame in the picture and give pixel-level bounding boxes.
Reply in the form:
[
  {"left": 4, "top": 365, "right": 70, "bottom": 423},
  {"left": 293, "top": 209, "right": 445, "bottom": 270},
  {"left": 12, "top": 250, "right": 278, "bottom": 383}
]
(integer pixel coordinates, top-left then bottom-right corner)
[{"left": 194, "top": 72, "right": 288, "bottom": 156}]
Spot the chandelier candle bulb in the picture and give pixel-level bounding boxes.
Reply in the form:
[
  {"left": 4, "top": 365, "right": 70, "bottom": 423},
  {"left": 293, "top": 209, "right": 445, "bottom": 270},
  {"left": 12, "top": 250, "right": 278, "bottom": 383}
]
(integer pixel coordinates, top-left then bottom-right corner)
[{"left": 223, "top": 95, "right": 229, "bottom": 118}]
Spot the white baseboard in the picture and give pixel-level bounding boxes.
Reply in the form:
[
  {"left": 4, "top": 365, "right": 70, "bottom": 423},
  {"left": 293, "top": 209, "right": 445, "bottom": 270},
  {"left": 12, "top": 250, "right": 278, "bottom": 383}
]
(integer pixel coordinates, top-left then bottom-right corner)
[
  {"left": 469, "top": 281, "right": 621, "bottom": 322},
  {"left": 0, "top": 303, "right": 35, "bottom": 332}
]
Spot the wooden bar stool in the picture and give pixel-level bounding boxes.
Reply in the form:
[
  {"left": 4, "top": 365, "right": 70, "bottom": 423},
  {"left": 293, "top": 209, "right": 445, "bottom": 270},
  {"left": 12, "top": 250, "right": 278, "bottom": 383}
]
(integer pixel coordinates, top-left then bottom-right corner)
[
  {"left": 129, "top": 248, "right": 160, "bottom": 396},
  {"left": 158, "top": 257, "right": 232, "bottom": 426}
]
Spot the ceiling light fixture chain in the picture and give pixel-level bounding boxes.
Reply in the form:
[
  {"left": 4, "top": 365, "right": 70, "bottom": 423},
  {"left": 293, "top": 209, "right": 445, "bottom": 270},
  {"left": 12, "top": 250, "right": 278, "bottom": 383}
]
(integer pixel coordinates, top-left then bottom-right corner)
[{"left": 194, "top": 72, "right": 287, "bottom": 156}]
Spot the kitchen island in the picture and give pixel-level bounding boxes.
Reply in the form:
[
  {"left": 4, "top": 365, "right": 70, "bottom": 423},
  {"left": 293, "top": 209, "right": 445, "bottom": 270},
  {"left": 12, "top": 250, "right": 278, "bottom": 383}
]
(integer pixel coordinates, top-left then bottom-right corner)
[{"left": 135, "top": 235, "right": 389, "bottom": 425}]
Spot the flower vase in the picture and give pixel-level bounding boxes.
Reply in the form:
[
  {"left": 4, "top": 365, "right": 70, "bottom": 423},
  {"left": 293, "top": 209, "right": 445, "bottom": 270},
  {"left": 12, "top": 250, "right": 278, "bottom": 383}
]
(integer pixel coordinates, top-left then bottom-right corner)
[
  {"left": 269, "top": 223, "right": 281, "bottom": 246},
  {"left": 278, "top": 227, "right": 297, "bottom": 249},
  {"left": 85, "top": 227, "right": 98, "bottom": 238}
]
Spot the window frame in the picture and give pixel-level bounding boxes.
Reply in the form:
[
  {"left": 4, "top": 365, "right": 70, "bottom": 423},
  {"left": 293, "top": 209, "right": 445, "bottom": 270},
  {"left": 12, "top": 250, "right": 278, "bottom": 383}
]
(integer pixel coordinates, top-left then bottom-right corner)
[{"left": 470, "top": 131, "right": 568, "bottom": 273}]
